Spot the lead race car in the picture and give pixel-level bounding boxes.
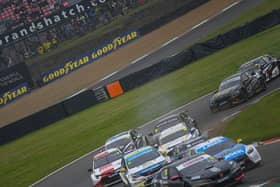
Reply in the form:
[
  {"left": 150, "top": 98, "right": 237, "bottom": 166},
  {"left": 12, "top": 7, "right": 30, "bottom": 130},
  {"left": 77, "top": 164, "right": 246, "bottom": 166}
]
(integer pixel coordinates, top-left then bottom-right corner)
[
  {"left": 189, "top": 136, "right": 262, "bottom": 169},
  {"left": 152, "top": 153, "right": 244, "bottom": 187},
  {"left": 239, "top": 54, "right": 280, "bottom": 82},
  {"left": 119, "top": 146, "right": 171, "bottom": 187},
  {"left": 89, "top": 148, "right": 123, "bottom": 187},
  {"left": 209, "top": 70, "right": 267, "bottom": 112},
  {"left": 156, "top": 123, "right": 200, "bottom": 154},
  {"left": 151, "top": 112, "right": 199, "bottom": 136}
]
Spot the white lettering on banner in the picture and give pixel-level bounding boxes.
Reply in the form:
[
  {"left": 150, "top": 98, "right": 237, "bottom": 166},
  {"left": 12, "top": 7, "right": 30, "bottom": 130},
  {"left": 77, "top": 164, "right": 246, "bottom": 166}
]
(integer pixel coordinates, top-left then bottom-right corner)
[{"left": 0, "top": 0, "right": 110, "bottom": 46}]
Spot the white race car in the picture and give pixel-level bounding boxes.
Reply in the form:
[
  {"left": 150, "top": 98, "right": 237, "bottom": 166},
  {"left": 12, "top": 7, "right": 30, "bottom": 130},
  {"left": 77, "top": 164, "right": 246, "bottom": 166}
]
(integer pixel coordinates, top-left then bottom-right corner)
[
  {"left": 90, "top": 148, "right": 123, "bottom": 187},
  {"left": 105, "top": 130, "right": 149, "bottom": 154},
  {"left": 157, "top": 123, "right": 200, "bottom": 153},
  {"left": 119, "top": 146, "right": 170, "bottom": 187}
]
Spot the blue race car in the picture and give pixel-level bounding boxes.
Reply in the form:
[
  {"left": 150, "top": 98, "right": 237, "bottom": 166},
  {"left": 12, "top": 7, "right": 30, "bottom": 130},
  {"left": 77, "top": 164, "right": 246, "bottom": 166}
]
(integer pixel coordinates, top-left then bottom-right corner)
[{"left": 190, "top": 136, "right": 262, "bottom": 169}]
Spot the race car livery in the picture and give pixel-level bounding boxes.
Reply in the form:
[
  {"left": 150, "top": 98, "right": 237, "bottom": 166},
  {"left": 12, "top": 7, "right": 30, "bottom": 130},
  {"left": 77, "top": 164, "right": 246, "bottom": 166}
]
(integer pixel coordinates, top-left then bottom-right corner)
[
  {"left": 168, "top": 136, "right": 207, "bottom": 161},
  {"left": 120, "top": 146, "right": 170, "bottom": 187},
  {"left": 239, "top": 54, "right": 280, "bottom": 82},
  {"left": 152, "top": 112, "right": 199, "bottom": 136},
  {"left": 157, "top": 123, "right": 199, "bottom": 153},
  {"left": 90, "top": 148, "right": 123, "bottom": 187},
  {"left": 190, "top": 136, "right": 262, "bottom": 168},
  {"left": 209, "top": 70, "right": 267, "bottom": 112},
  {"left": 105, "top": 130, "right": 149, "bottom": 153},
  {"left": 152, "top": 154, "right": 244, "bottom": 187}
]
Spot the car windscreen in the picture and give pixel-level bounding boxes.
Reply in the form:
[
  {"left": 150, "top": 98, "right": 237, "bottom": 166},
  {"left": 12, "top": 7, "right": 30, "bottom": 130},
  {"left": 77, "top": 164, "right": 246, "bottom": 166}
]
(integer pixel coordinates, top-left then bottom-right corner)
[
  {"left": 203, "top": 140, "right": 236, "bottom": 155},
  {"left": 126, "top": 150, "right": 160, "bottom": 169},
  {"left": 160, "top": 129, "right": 187, "bottom": 145},
  {"left": 94, "top": 150, "right": 122, "bottom": 168},
  {"left": 106, "top": 137, "right": 131, "bottom": 150},
  {"left": 155, "top": 118, "right": 181, "bottom": 133},
  {"left": 179, "top": 158, "right": 216, "bottom": 177},
  {"left": 240, "top": 58, "right": 267, "bottom": 71},
  {"left": 219, "top": 77, "right": 240, "bottom": 91}
]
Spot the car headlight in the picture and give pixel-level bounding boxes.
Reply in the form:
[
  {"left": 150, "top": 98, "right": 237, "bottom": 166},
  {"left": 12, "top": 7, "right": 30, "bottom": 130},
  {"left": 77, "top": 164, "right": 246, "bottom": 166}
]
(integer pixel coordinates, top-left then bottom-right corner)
[
  {"left": 247, "top": 147, "right": 254, "bottom": 154},
  {"left": 129, "top": 174, "right": 146, "bottom": 183},
  {"left": 229, "top": 161, "right": 239, "bottom": 171},
  {"left": 231, "top": 89, "right": 240, "bottom": 97}
]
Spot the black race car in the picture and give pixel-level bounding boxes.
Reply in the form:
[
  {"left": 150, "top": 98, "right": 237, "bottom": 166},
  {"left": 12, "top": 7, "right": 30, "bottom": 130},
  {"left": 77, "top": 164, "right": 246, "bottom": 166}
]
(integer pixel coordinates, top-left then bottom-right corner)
[
  {"left": 152, "top": 154, "right": 244, "bottom": 187},
  {"left": 239, "top": 54, "right": 280, "bottom": 82},
  {"left": 209, "top": 70, "right": 267, "bottom": 112}
]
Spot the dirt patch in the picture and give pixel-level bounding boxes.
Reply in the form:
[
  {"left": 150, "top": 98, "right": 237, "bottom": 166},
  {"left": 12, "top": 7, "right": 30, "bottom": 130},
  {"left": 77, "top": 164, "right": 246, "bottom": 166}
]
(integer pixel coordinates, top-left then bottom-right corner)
[{"left": 0, "top": 0, "right": 237, "bottom": 127}]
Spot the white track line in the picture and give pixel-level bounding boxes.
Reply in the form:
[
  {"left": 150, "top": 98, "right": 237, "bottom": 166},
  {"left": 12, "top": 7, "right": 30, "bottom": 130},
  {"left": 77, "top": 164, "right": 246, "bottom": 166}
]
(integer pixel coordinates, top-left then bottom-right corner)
[
  {"left": 161, "top": 37, "right": 179, "bottom": 47},
  {"left": 222, "top": 1, "right": 240, "bottom": 12},
  {"left": 222, "top": 111, "right": 241, "bottom": 122},
  {"left": 130, "top": 54, "right": 149, "bottom": 64},
  {"left": 191, "top": 19, "right": 209, "bottom": 30},
  {"left": 99, "top": 71, "right": 118, "bottom": 81},
  {"left": 29, "top": 146, "right": 104, "bottom": 187},
  {"left": 30, "top": 1, "right": 245, "bottom": 186}
]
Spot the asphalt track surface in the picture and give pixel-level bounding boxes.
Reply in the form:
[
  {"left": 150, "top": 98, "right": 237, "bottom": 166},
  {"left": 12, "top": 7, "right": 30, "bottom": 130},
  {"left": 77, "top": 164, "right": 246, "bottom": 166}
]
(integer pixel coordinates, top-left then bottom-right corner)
[{"left": 32, "top": 0, "right": 280, "bottom": 186}]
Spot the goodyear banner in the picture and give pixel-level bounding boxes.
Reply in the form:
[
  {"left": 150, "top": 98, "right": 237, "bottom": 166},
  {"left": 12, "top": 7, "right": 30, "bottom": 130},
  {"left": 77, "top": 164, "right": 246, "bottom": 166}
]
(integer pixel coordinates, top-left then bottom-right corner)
[
  {"left": 40, "top": 31, "right": 140, "bottom": 85},
  {"left": 0, "top": 82, "right": 31, "bottom": 107},
  {"left": 0, "top": 63, "right": 33, "bottom": 94}
]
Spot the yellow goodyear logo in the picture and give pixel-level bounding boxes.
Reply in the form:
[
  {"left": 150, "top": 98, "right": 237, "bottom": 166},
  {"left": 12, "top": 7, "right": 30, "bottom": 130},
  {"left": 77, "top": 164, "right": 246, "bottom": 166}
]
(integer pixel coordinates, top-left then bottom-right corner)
[
  {"left": 41, "top": 31, "right": 139, "bottom": 85},
  {"left": 0, "top": 83, "right": 30, "bottom": 107}
]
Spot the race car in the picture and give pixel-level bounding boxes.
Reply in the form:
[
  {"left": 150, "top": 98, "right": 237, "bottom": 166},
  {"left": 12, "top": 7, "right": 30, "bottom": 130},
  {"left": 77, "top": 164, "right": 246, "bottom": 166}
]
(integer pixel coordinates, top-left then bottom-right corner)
[
  {"left": 209, "top": 70, "right": 267, "bottom": 112},
  {"left": 156, "top": 123, "right": 200, "bottom": 154},
  {"left": 89, "top": 148, "right": 123, "bottom": 187},
  {"left": 119, "top": 146, "right": 170, "bottom": 187},
  {"left": 152, "top": 154, "right": 244, "bottom": 187},
  {"left": 189, "top": 136, "right": 262, "bottom": 169},
  {"left": 239, "top": 54, "right": 280, "bottom": 82},
  {"left": 105, "top": 129, "right": 149, "bottom": 153},
  {"left": 151, "top": 112, "right": 199, "bottom": 136},
  {"left": 168, "top": 136, "right": 207, "bottom": 161}
]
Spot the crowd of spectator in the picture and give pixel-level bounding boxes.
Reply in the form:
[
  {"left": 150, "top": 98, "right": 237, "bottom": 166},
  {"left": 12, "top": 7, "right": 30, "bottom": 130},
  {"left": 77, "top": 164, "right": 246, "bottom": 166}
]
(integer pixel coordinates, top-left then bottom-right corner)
[{"left": 0, "top": 0, "right": 148, "bottom": 69}]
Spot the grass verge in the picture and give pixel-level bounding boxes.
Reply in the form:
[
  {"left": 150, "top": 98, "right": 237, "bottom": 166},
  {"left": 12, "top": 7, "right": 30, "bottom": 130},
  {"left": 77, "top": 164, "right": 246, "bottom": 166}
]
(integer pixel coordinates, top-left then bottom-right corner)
[
  {"left": 1, "top": 23, "right": 280, "bottom": 186},
  {"left": 202, "top": 0, "right": 280, "bottom": 40},
  {"left": 223, "top": 90, "right": 280, "bottom": 144}
]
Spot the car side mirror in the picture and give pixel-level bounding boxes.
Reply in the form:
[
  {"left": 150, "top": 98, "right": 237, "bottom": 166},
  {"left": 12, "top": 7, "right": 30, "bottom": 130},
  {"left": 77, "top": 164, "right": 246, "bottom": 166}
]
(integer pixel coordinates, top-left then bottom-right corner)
[
  {"left": 120, "top": 167, "right": 126, "bottom": 173},
  {"left": 236, "top": 138, "right": 242, "bottom": 144},
  {"left": 171, "top": 175, "right": 182, "bottom": 181},
  {"left": 88, "top": 168, "right": 93, "bottom": 172}
]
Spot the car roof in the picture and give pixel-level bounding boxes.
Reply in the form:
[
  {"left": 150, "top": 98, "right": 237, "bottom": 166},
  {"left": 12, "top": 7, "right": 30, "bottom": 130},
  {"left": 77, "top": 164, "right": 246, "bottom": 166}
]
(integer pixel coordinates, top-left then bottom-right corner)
[
  {"left": 94, "top": 148, "right": 120, "bottom": 159},
  {"left": 124, "top": 146, "right": 156, "bottom": 161},
  {"left": 168, "top": 154, "right": 212, "bottom": 169},
  {"left": 105, "top": 131, "right": 130, "bottom": 145},
  {"left": 193, "top": 136, "right": 230, "bottom": 151},
  {"left": 159, "top": 123, "right": 186, "bottom": 138}
]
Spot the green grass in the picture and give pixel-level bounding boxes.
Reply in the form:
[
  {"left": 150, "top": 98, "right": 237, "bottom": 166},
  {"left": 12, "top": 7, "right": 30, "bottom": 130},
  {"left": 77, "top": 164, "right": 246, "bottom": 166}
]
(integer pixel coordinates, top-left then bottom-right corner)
[
  {"left": 203, "top": 0, "right": 280, "bottom": 40},
  {"left": 1, "top": 22, "right": 280, "bottom": 186},
  {"left": 223, "top": 90, "right": 280, "bottom": 144}
]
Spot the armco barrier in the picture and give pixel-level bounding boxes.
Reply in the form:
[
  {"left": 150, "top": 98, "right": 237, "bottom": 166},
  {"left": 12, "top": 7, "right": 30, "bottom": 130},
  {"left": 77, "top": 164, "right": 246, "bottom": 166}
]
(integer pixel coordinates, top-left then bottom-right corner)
[
  {"left": 0, "top": 103, "right": 66, "bottom": 144},
  {"left": 120, "top": 9, "right": 280, "bottom": 91},
  {"left": 62, "top": 89, "right": 106, "bottom": 115}
]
